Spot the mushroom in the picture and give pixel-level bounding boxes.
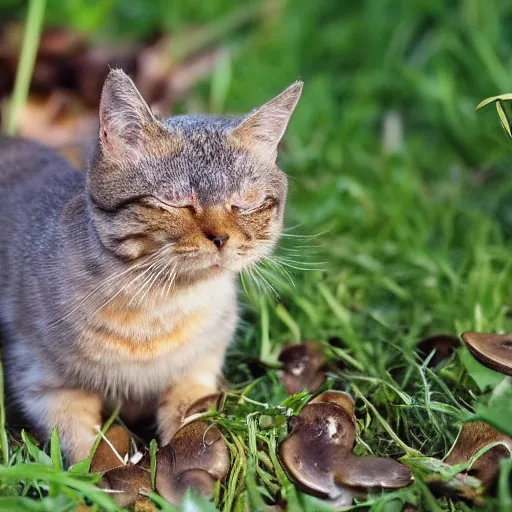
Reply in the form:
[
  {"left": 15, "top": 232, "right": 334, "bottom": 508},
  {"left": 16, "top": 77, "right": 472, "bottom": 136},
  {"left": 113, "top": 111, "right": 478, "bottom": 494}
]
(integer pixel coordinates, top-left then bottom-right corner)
[
  {"left": 278, "top": 391, "right": 412, "bottom": 507},
  {"left": 184, "top": 393, "right": 221, "bottom": 418},
  {"left": 310, "top": 390, "right": 355, "bottom": 416},
  {"left": 461, "top": 332, "right": 512, "bottom": 376},
  {"left": 445, "top": 421, "right": 511, "bottom": 490},
  {"left": 417, "top": 334, "right": 460, "bottom": 367},
  {"left": 155, "top": 420, "right": 230, "bottom": 507},
  {"left": 100, "top": 464, "right": 152, "bottom": 508},
  {"left": 278, "top": 341, "right": 327, "bottom": 394},
  {"left": 90, "top": 424, "right": 130, "bottom": 473}
]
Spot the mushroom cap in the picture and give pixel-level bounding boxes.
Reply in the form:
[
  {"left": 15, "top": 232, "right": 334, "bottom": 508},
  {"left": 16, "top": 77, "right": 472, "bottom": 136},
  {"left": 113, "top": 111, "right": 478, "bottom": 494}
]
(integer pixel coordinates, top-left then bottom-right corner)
[
  {"left": 278, "top": 341, "right": 327, "bottom": 394},
  {"left": 417, "top": 334, "right": 460, "bottom": 367},
  {"left": 461, "top": 332, "right": 512, "bottom": 376},
  {"left": 311, "top": 391, "right": 355, "bottom": 418},
  {"left": 279, "top": 390, "right": 412, "bottom": 504},
  {"left": 445, "top": 421, "right": 511, "bottom": 489},
  {"left": 278, "top": 401, "right": 356, "bottom": 498},
  {"left": 155, "top": 421, "right": 230, "bottom": 506},
  {"left": 100, "top": 464, "right": 152, "bottom": 508},
  {"left": 184, "top": 394, "right": 221, "bottom": 418},
  {"left": 90, "top": 424, "right": 130, "bottom": 473},
  {"left": 334, "top": 455, "right": 413, "bottom": 489},
  {"left": 298, "top": 402, "right": 357, "bottom": 451}
]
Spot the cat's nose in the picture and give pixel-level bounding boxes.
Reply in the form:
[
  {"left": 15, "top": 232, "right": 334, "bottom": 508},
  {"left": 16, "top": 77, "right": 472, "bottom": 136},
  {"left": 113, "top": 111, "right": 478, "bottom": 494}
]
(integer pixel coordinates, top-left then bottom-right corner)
[{"left": 206, "top": 232, "right": 229, "bottom": 249}]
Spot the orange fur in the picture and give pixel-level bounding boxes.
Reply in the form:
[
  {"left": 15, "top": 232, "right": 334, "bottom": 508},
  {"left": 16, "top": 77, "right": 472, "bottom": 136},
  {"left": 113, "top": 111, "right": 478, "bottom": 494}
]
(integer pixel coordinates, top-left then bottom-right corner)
[
  {"left": 157, "top": 351, "right": 225, "bottom": 444},
  {"left": 85, "top": 310, "right": 205, "bottom": 357},
  {"left": 38, "top": 389, "right": 102, "bottom": 464}
]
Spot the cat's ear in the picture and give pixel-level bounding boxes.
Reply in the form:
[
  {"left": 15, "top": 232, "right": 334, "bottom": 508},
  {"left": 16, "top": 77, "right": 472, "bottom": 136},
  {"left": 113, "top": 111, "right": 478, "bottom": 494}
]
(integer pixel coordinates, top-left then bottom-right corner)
[
  {"left": 99, "top": 69, "right": 161, "bottom": 160},
  {"left": 231, "top": 80, "right": 303, "bottom": 162}
]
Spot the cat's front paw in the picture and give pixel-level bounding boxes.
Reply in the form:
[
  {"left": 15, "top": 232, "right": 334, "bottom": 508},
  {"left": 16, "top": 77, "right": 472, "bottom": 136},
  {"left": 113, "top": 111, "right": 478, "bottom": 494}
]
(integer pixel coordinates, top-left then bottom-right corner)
[
  {"left": 158, "top": 411, "right": 182, "bottom": 447},
  {"left": 158, "top": 393, "right": 220, "bottom": 446}
]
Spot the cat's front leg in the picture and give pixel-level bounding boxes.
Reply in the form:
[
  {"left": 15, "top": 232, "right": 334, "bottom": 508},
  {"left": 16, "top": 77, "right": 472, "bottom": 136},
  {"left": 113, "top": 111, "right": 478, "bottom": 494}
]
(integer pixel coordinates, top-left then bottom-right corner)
[
  {"left": 157, "top": 353, "right": 223, "bottom": 446},
  {"left": 24, "top": 388, "right": 102, "bottom": 465}
]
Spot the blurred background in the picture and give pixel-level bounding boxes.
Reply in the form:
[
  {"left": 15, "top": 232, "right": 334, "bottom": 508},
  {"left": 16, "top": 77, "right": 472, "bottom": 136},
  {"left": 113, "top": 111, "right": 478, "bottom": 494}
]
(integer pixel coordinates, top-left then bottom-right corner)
[
  {"left": 2, "top": 0, "right": 512, "bottom": 379},
  {"left": 1, "top": 0, "right": 512, "bottom": 387}
]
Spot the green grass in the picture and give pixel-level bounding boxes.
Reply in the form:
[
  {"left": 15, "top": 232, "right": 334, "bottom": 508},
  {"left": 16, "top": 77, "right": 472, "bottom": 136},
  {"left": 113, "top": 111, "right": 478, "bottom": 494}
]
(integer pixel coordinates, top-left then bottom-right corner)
[{"left": 1, "top": 0, "right": 512, "bottom": 510}]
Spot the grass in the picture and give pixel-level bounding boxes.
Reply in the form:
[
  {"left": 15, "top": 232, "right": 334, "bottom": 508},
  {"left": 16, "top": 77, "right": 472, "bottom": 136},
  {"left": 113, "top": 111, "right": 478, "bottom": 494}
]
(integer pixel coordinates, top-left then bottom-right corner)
[
  {"left": 1, "top": 0, "right": 512, "bottom": 510},
  {"left": 3, "top": 0, "right": 46, "bottom": 136}
]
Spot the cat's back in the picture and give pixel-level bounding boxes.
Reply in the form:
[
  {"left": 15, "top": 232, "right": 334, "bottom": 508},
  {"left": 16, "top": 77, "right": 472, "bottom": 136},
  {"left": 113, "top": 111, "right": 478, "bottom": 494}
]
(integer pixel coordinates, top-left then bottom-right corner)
[
  {"left": 0, "top": 136, "right": 82, "bottom": 193},
  {"left": 0, "top": 137, "right": 86, "bottom": 287},
  {"left": 0, "top": 137, "right": 86, "bottom": 228}
]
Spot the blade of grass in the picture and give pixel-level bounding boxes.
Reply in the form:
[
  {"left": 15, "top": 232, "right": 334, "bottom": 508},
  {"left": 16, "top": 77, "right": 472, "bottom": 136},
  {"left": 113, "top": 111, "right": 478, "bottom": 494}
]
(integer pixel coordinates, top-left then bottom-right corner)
[
  {"left": 149, "top": 438, "right": 157, "bottom": 490},
  {"left": 50, "top": 428, "right": 62, "bottom": 472},
  {"left": 351, "top": 383, "right": 422, "bottom": 457},
  {"left": 4, "top": 0, "right": 46, "bottom": 136},
  {"left": 0, "top": 464, "right": 115, "bottom": 510},
  {"left": 495, "top": 100, "right": 512, "bottom": 138}
]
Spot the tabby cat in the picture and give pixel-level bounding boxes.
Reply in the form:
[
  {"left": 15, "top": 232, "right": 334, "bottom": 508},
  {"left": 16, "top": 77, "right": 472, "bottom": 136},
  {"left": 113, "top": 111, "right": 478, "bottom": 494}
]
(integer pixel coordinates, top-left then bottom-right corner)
[{"left": 0, "top": 69, "right": 302, "bottom": 463}]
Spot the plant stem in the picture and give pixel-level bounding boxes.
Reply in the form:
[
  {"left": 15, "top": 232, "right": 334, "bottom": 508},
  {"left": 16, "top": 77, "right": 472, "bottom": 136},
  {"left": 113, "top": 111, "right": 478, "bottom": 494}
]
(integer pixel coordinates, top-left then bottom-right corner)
[{"left": 4, "top": 0, "right": 46, "bottom": 136}]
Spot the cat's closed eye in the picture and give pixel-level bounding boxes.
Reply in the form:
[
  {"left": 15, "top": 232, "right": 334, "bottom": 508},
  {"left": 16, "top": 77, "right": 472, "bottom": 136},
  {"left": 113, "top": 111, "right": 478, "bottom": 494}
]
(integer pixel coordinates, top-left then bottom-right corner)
[
  {"left": 232, "top": 196, "right": 278, "bottom": 214},
  {"left": 140, "top": 196, "right": 197, "bottom": 215}
]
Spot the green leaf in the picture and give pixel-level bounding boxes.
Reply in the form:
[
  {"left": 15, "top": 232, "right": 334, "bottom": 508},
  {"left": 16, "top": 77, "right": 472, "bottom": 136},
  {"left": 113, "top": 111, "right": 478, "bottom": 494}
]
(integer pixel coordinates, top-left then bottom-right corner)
[
  {"left": 50, "top": 428, "right": 62, "bottom": 472},
  {"left": 0, "top": 464, "right": 114, "bottom": 510},
  {"left": 209, "top": 50, "right": 232, "bottom": 114},
  {"left": 498, "top": 458, "right": 512, "bottom": 510},
  {"left": 21, "top": 430, "right": 53, "bottom": 467},
  {"left": 476, "top": 93, "right": 512, "bottom": 110},
  {"left": 0, "top": 495, "right": 73, "bottom": 512},
  {"left": 472, "top": 378, "right": 512, "bottom": 437},
  {"left": 149, "top": 438, "right": 158, "bottom": 490},
  {"left": 495, "top": 100, "right": 512, "bottom": 138},
  {"left": 181, "top": 488, "right": 217, "bottom": 512},
  {"left": 459, "top": 347, "right": 505, "bottom": 391},
  {"left": 67, "top": 458, "right": 90, "bottom": 474},
  {"left": 299, "top": 493, "right": 335, "bottom": 511}
]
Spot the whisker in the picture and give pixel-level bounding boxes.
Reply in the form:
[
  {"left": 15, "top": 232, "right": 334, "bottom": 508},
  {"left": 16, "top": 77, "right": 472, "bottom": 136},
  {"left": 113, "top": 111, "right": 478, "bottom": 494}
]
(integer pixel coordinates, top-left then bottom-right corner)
[
  {"left": 264, "top": 257, "right": 295, "bottom": 288},
  {"left": 251, "top": 265, "right": 278, "bottom": 297},
  {"left": 274, "top": 256, "right": 326, "bottom": 271},
  {"left": 136, "top": 259, "right": 172, "bottom": 305},
  {"left": 48, "top": 255, "right": 157, "bottom": 327},
  {"left": 126, "top": 257, "right": 167, "bottom": 307},
  {"left": 78, "top": 245, "right": 171, "bottom": 320},
  {"left": 163, "top": 264, "right": 179, "bottom": 298}
]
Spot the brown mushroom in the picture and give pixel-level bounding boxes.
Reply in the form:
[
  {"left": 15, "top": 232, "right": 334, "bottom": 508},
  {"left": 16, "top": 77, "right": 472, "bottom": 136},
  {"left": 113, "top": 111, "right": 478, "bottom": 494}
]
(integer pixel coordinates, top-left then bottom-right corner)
[
  {"left": 90, "top": 424, "right": 130, "bottom": 473},
  {"left": 311, "top": 390, "right": 355, "bottom": 417},
  {"left": 278, "top": 341, "right": 327, "bottom": 394},
  {"left": 155, "top": 421, "right": 230, "bottom": 507},
  {"left": 417, "top": 334, "right": 460, "bottom": 367},
  {"left": 334, "top": 456, "right": 414, "bottom": 489},
  {"left": 100, "top": 464, "right": 152, "bottom": 508},
  {"left": 279, "top": 391, "right": 412, "bottom": 507},
  {"left": 445, "top": 421, "right": 511, "bottom": 490},
  {"left": 461, "top": 332, "right": 512, "bottom": 376},
  {"left": 184, "top": 393, "right": 222, "bottom": 418}
]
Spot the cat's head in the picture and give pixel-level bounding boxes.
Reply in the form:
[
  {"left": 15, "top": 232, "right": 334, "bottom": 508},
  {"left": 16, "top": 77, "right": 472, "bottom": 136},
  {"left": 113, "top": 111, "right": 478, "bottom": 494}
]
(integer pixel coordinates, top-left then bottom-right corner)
[{"left": 87, "top": 69, "right": 302, "bottom": 278}]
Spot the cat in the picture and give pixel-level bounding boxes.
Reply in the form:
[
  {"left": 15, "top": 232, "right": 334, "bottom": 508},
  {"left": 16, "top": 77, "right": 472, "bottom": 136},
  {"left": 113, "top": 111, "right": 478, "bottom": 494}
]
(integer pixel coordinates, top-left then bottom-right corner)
[{"left": 0, "top": 69, "right": 302, "bottom": 464}]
